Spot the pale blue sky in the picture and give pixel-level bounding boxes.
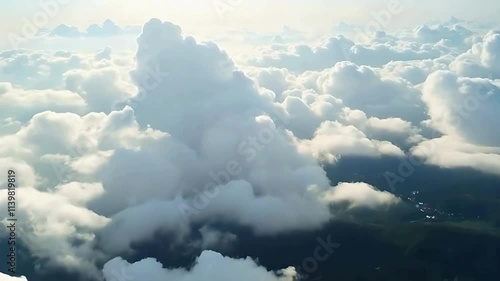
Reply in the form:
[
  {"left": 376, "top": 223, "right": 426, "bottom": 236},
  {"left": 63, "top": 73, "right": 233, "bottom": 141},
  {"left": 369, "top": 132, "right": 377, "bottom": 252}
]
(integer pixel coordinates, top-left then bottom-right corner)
[
  {"left": 0, "top": 0, "right": 499, "bottom": 49},
  {"left": 1, "top": 0, "right": 499, "bottom": 29}
]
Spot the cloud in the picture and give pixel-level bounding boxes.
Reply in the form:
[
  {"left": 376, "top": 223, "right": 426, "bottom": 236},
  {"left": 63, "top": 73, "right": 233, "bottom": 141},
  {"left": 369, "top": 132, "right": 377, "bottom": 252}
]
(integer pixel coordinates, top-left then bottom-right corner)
[
  {"left": 198, "top": 226, "right": 237, "bottom": 251},
  {"left": 340, "top": 108, "right": 421, "bottom": 147},
  {"left": 35, "top": 19, "right": 330, "bottom": 259},
  {"left": 298, "top": 121, "right": 405, "bottom": 163},
  {"left": 86, "top": 19, "right": 122, "bottom": 37},
  {"left": 0, "top": 158, "right": 38, "bottom": 189},
  {"left": 49, "top": 20, "right": 140, "bottom": 38},
  {"left": 0, "top": 186, "right": 109, "bottom": 277},
  {"left": 0, "top": 105, "right": 164, "bottom": 198},
  {"left": 97, "top": 198, "right": 191, "bottom": 254},
  {"left": 248, "top": 34, "right": 445, "bottom": 72},
  {"left": 83, "top": 19, "right": 361, "bottom": 256},
  {"left": 316, "top": 61, "right": 427, "bottom": 123},
  {"left": 63, "top": 63, "right": 136, "bottom": 112},
  {"left": 421, "top": 71, "right": 500, "bottom": 146},
  {"left": 103, "top": 250, "right": 296, "bottom": 281},
  {"left": 413, "top": 24, "right": 474, "bottom": 47},
  {"left": 322, "top": 182, "right": 401, "bottom": 209},
  {"left": 0, "top": 82, "right": 85, "bottom": 121},
  {"left": 0, "top": 274, "right": 28, "bottom": 281},
  {"left": 245, "top": 67, "right": 298, "bottom": 97},
  {"left": 0, "top": 49, "right": 84, "bottom": 89},
  {"left": 379, "top": 57, "right": 451, "bottom": 85},
  {"left": 411, "top": 136, "right": 500, "bottom": 176},
  {"left": 451, "top": 30, "right": 500, "bottom": 78},
  {"left": 50, "top": 24, "right": 82, "bottom": 37}
]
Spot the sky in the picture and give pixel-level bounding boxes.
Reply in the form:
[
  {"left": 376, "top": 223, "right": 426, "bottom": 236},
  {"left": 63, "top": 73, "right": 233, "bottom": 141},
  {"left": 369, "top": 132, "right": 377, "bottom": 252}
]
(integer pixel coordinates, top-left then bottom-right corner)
[
  {"left": 1, "top": 0, "right": 499, "bottom": 46},
  {"left": 1, "top": 1, "right": 500, "bottom": 281}
]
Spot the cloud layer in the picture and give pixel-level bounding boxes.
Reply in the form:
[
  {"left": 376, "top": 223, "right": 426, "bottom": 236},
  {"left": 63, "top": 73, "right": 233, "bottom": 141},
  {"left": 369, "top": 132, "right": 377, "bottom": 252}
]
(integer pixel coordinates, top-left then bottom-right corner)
[{"left": 0, "top": 15, "right": 499, "bottom": 281}]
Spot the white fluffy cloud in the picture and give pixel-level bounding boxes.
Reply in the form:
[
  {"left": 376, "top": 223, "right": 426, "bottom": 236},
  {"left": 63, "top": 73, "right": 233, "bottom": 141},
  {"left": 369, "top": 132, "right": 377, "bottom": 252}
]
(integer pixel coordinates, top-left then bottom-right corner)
[
  {"left": 316, "top": 61, "right": 427, "bottom": 122},
  {"left": 411, "top": 136, "right": 500, "bottom": 176},
  {"left": 322, "top": 182, "right": 401, "bottom": 209},
  {"left": 0, "top": 49, "right": 84, "bottom": 89},
  {"left": 421, "top": 71, "right": 500, "bottom": 146},
  {"left": 0, "top": 186, "right": 109, "bottom": 276},
  {"left": 103, "top": 250, "right": 296, "bottom": 281},
  {"left": 49, "top": 20, "right": 141, "bottom": 38},
  {"left": 0, "top": 82, "right": 85, "bottom": 121},
  {"left": 451, "top": 30, "right": 500, "bottom": 78},
  {"left": 88, "top": 19, "right": 407, "bottom": 259},
  {"left": 298, "top": 121, "right": 405, "bottom": 163},
  {"left": 247, "top": 31, "right": 447, "bottom": 72},
  {"left": 0, "top": 273, "right": 28, "bottom": 281}
]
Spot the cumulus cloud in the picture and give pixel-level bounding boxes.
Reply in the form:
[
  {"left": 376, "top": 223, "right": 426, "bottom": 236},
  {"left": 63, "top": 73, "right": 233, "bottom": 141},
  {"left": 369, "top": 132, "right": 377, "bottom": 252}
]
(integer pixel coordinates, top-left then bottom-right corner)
[
  {"left": 322, "top": 182, "right": 401, "bottom": 209},
  {"left": 85, "top": 19, "right": 413, "bottom": 260},
  {"left": 64, "top": 64, "right": 136, "bottom": 112},
  {"left": 248, "top": 33, "right": 444, "bottom": 72},
  {"left": 379, "top": 56, "right": 451, "bottom": 85},
  {"left": 411, "top": 136, "right": 500, "bottom": 176},
  {"left": 0, "top": 186, "right": 109, "bottom": 277},
  {"left": 0, "top": 158, "right": 38, "bottom": 188},
  {"left": 103, "top": 250, "right": 296, "bottom": 281},
  {"left": 413, "top": 24, "right": 474, "bottom": 47},
  {"left": 0, "top": 82, "right": 85, "bottom": 121},
  {"left": 49, "top": 20, "right": 140, "bottom": 38},
  {"left": 421, "top": 71, "right": 500, "bottom": 146},
  {"left": 298, "top": 121, "right": 405, "bottom": 163},
  {"left": 50, "top": 24, "right": 82, "bottom": 37},
  {"left": 0, "top": 49, "right": 84, "bottom": 89},
  {"left": 451, "top": 30, "right": 500, "bottom": 78},
  {"left": 316, "top": 62, "right": 427, "bottom": 123},
  {"left": 86, "top": 20, "right": 123, "bottom": 37}
]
